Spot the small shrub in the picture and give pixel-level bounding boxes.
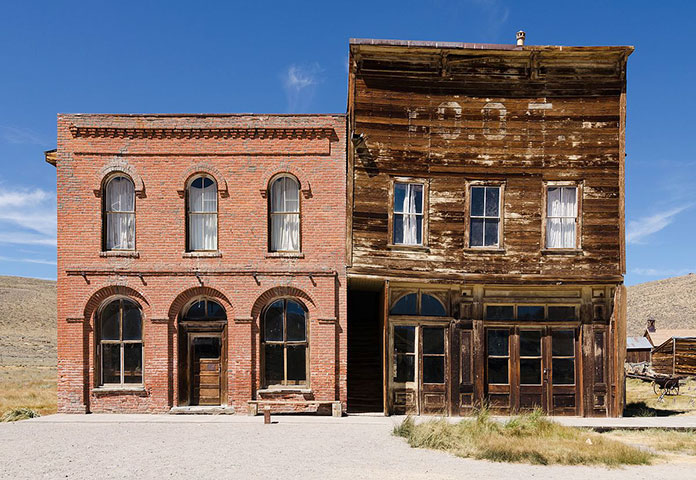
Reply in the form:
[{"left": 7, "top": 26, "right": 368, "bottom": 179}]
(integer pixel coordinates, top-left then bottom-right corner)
[{"left": 1, "top": 408, "right": 41, "bottom": 422}]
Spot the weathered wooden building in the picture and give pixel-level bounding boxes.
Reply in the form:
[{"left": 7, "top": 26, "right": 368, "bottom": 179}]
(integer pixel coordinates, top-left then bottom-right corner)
[
  {"left": 651, "top": 337, "right": 696, "bottom": 376},
  {"left": 346, "top": 37, "right": 632, "bottom": 417}
]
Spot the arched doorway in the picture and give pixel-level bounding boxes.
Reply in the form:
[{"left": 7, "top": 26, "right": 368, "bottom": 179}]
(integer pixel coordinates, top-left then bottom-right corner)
[{"left": 177, "top": 298, "right": 227, "bottom": 406}]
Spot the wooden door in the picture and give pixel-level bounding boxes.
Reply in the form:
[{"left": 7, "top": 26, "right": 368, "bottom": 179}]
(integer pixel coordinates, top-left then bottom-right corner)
[
  {"left": 518, "top": 329, "right": 546, "bottom": 411},
  {"left": 485, "top": 328, "right": 512, "bottom": 411},
  {"left": 191, "top": 336, "right": 222, "bottom": 406},
  {"left": 547, "top": 328, "right": 579, "bottom": 415},
  {"left": 391, "top": 325, "right": 418, "bottom": 414},
  {"left": 420, "top": 326, "right": 447, "bottom": 414}
]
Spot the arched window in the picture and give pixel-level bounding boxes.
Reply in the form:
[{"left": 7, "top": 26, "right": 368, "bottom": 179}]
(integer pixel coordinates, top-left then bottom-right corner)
[
  {"left": 269, "top": 175, "right": 300, "bottom": 252},
  {"left": 390, "top": 291, "right": 447, "bottom": 317},
  {"left": 182, "top": 298, "right": 226, "bottom": 321},
  {"left": 103, "top": 175, "right": 135, "bottom": 251},
  {"left": 262, "top": 299, "right": 307, "bottom": 386},
  {"left": 187, "top": 175, "right": 218, "bottom": 251},
  {"left": 98, "top": 298, "right": 143, "bottom": 386}
]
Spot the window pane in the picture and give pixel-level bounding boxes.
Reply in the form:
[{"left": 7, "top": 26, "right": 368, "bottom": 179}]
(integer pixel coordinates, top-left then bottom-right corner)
[
  {"left": 394, "top": 183, "right": 407, "bottom": 214},
  {"left": 122, "top": 302, "right": 142, "bottom": 341},
  {"left": 421, "top": 294, "right": 447, "bottom": 316},
  {"left": 394, "top": 326, "right": 415, "bottom": 353},
  {"left": 561, "top": 218, "right": 576, "bottom": 248},
  {"left": 486, "top": 305, "right": 513, "bottom": 321},
  {"left": 393, "top": 213, "right": 404, "bottom": 244},
  {"left": 547, "top": 187, "right": 562, "bottom": 216},
  {"left": 123, "top": 343, "right": 142, "bottom": 384},
  {"left": 552, "top": 330, "right": 575, "bottom": 357},
  {"left": 271, "top": 213, "right": 299, "bottom": 251},
  {"left": 422, "top": 327, "right": 445, "bottom": 355},
  {"left": 470, "top": 218, "right": 484, "bottom": 247},
  {"left": 390, "top": 293, "right": 417, "bottom": 315},
  {"left": 471, "top": 187, "right": 484, "bottom": 216},
  {"left": 552, "top": 358, "right": 575, "bottom": 385},
  {"left": 102, "top": 344, "right": 121, "bottom": 384},
  {"left": 561, "top": 187, "right": 577, "bottom": 216},
  {"left": 106, "top": 212, "right": 135, "bottom": 250},
  {"left": 520, "top": 358, "right": 541, "bottom": 385},
  {"left": 518, "top": 305, "right": 545, "bottom": 322},
  {"left": 414, "top": 215, "right": 423, "bottom": 244},
  {"left": 487, "top": 329, "right": 509, "bottom": 356},
  {"left": 207, "top": 300, "right": 226, "bottom": 319},
  {"left": 264, "top": 300, "right": 284, "bottom": 341},
  {"left": 284, "top": 178, "right": 300, "bottom": 213},
  {"left": 487, "top": 358, "right": 508, "bottom": 384},
  {"left": 484, "top": 219, "right": 499, "bottom": 246},
  {"left": 287, "top": 345, "right": 307, "bottom": 383},
  {"left": 101, "top": 301, "right": 120, "bottom": 340},
  {"left": 485, "top": 187, "right": 499, "bottom": 217},
  {"left": 546, "top": 217, "right": 562, "bottom": 248},
  {"left": 423, "top": 356, "right": 445, "bottom": 384},
  {"left": 286, "top": 301, "right": 306, "bottom": 342},
  {"left": 548, "top": 306, "right": 576, "bottom": 322},
  {"left": 395, "top": 354, "right": 414, "bottom": 382},
  {"left": 185, "top": 300, "right": 206, "bottom": 320},
  {"left": 264, "top": 344, "right": 283, "bottom": 385},
  {"left": 520, "top": 330, "right": 542, "bottom": 357},
  {"left": 411, "top": 184, "right": 423, "bottom": 214}
]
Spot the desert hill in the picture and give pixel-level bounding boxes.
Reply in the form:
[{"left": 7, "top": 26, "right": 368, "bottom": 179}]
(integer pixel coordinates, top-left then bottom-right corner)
[
  {"left": 0, "top": 276, "right": 56, "bottom": 367},
  {"left": 626, "top": 273, "right": 696, "bottom": 336}
]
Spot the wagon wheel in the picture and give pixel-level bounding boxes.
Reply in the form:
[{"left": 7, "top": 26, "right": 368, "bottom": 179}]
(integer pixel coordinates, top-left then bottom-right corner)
[
  {"left": 668, "top": 384, "right": 680, "bottom": 396},
  {"left": 652, "top": 381, "right": 661, "bottom": 395}
]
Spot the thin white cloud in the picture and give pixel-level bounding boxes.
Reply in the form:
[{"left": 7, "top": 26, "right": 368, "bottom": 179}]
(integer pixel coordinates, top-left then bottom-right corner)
[
  {"left": 631, "top": 267, "right": 695, "bottom": 277},
  {"left": 0, "top": 125, "right": 47, "bottom": 145},
  {"left": 467, "top": 0, "right": 510, "bottom": 38},
  {"left": 0, "top": 187, "right": 56, "bottom": 246},
  {"left": 626, "top": 205, "right": 692, "bottom": 245},
  {"left": 0, "top": 255, "right": 56, "bottom": 266},
  {"left": 282, "top": 63, "right": 323, "bottom": 112}
]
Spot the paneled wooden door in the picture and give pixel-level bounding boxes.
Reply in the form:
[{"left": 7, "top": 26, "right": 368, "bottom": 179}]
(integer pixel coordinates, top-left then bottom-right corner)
[
  {"left": 190, "top": 335, "right": 222, "bottom": 406},
  {"left": 391, "top": 323, "right": 448, "bottom": 415}
]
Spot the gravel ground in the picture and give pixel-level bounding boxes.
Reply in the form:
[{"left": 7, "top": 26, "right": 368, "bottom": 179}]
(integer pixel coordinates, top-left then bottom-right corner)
[{"left": 0, "top": 414, "right": 694, "bottom": 480}]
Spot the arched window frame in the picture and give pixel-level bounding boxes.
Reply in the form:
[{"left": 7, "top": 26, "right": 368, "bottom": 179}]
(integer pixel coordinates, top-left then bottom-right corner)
[
  {"left": 186, "top": 174, "right": 218, "bottom": 252},
  {"left": 180, "top": 297, "right": 227, "bottom": 322},
  {"left": 389, "top": 290, "right": 448, "bottom": 317},
  {"left": 96, "top": 297, "right": 144, "bottom": 387},
  {"left": 268, "top": 174, "right": 301, "bottom": 253},
  {"left": 261, "top": 298, "right": 309, "bottom": 387},
  {"left": 102, "top": 173, "right": 136, "bottom": 251}
]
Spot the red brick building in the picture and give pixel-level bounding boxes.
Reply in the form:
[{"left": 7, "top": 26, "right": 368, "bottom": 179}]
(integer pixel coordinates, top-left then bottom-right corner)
[{"left": 46, "top": 114, "right": 347, "bottom": 414}]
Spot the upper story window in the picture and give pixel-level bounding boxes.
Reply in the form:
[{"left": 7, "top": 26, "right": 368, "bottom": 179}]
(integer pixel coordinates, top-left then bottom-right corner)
[
  {"left": 98, "top": 298, "right": 143, "bottom": 386},
  {"left": 269, "top": 175, "right": 300, "bottom": 252},
  {"left": 546, "top": 186, "right": 578, "bottom": 249},
  {"left": 393, "top": 182, "right": 424, "bottom": 245},
  {"left": 187, "top": 175, "right": 218, "bottom": 251},
  {"left": 103, "top": 175, "right": 135, "bottom": 251},
  {"left": 470, "top": 186, "right": 501, "bottom": 247}
]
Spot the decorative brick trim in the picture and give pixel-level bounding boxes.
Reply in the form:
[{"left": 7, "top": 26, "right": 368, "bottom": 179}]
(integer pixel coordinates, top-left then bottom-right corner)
[
  {"left": 317, "top": 317, "right": 338, "bottom": 325},
  {"left": 100, "top": 251, "right": 139, "bottom": 258},
  {"left": 70, "top": 125, "right": 336, "bottom": 140},
  {"left": 259, "top": 166, "right": 312, "bottom": 198},
  {"left": 250, "top": 286, "right": 316, "bottom": 319},
  {"left": 177, "top": 163, "right": 229, "bottom": 198},
  {"left": 95, "top": 159, "right": 146, "bottom": 198},
  {"left": 66, "top": 317, "right": 85, "bottom": 323},
  {"left": 233, "top": 317, "right": 253, "bottom": 324},
  {"left": 150, "top": 318, "right": 169, "bottom": 324},
  {"left": 83, "top": 285, "right": 150, "bottom": 323}
]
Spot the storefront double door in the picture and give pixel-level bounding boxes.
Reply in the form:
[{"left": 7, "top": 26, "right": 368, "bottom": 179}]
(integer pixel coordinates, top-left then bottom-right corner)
[
  {"left": 486, "top": 326, "right": 579, "bottom": 415},
  {"left": 390, "top": 322, "right": 448, "bottom": 415}
]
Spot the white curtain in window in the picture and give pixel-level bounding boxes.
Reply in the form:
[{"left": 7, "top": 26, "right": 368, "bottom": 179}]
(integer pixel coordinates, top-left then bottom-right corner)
[
  {"left": 189, "top": 177, "right": 217, "bottom": 250},
  {"left": 270, "top": 177, "right": 300, "bottom": 251},
  {"left": 105, "top": 177, "right": 135, "bottom": 250},
  {"left": 394, "top": 183, "right": 423, "bottom": 245},
  {"left": 546, "top": 187, "right": 577, "bottom": 248}
]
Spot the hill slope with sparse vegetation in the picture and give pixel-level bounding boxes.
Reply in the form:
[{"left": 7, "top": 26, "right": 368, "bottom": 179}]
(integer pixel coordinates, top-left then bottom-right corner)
[{"left": 626, "top": 274, "right": 696, "bottom": 336}]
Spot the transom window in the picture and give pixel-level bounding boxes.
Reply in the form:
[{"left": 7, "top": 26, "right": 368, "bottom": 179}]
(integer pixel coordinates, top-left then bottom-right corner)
[
  {"left": 390, "top": 290, "right": 447, "bottom": 317},
  {"left": 393, "top": 182, "right": 424, "bottom": 245},
  {"left": 269, "top": 175, "right": 300, "bottom": 252},
  {"left": 546, "top": 186, "right": 578, "bottom": 249},
  {"left": 182, "top": 298, "right": 226, "bottom": 321},
  {"left": 485, "top": 304, "right": 577, "bottom": 322},
  {"left": 262, "top": 299, "right": 308, "bottom": 386},
  {"left": 103, "top": 175, "right": 135, "bottom": 251},
  {"left": 470, "top": 185, "right": 500, "bottom": 247},
  {"left": 98, "top": 298, "right": 143, "bottom": 386},
  {"left": 187, "top": 175, "right": 218, "bottom": 251}
]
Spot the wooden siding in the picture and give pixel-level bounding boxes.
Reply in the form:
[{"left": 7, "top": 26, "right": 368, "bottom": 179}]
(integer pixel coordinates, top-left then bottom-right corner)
[{"left": 652, "top": 338, "right": 696, "bottom": 376}]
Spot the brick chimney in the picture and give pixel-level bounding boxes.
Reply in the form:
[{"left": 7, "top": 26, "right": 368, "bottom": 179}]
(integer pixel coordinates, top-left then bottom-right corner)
[{"left": 646, "top": 318, "right": 656, "bottom": 332}]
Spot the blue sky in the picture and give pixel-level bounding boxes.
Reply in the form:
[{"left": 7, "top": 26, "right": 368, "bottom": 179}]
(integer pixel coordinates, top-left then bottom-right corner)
[{"left": 0, "top": 1, "right": 693, "bottom": 285}]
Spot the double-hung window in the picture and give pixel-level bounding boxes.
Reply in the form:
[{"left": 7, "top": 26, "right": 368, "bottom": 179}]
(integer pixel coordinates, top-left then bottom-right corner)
[
  {"left": 187, "top": 175, "right": 218, "bottom": 251},
  {"left": 470, "top": 186, "right": 501, "bottom": 247},
  {"left": 269, "top": 175, "right": 300, "bottom": 252},
  {"left": 393, "top": 182, "right": 424, "bottom": 246},
  {"left": 546, "top": 186, "right": 578, "bottom": 249},
  {"left": 103, "top": 175, "right": 135, "bottom": 251}
]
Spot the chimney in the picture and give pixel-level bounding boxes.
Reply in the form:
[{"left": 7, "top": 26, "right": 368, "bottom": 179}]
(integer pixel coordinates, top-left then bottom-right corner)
[
  {"left": 516, "top": 31, "right": 526, "bottom": 46},
  {"left": 646, "top": 318, "right": 656, "bottom": 333}
]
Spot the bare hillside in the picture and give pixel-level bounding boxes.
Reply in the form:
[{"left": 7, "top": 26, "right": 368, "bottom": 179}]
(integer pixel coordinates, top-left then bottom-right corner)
[
  {"left": 626, "top": 274, "right": 696, "bottom": 336},
  {"left": 0, "top": 276, "right": 56, "bottom": 367}
]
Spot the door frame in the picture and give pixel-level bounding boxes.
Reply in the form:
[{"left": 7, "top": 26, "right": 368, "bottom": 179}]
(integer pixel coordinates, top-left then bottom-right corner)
[
  {"left": 188, "top": 332, "right": 223, "bottom": 406},
  {"left": 177, "top": 321, "right": 228, "bottom": 406},
  {"left": 388, "top": 318, "right": 450, "bottom": 415}
]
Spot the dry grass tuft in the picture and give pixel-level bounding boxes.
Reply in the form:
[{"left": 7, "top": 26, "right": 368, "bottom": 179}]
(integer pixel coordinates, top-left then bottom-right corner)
[
  {"left": 394, "top": 409, "right": 654, "bottom": 466},
  {"left": 1, "top": 407, "right": 40, "bottom": 422},
  {"left": 0, "top": 366, "right": 57, "bottom": 417},
  {"left": 603, "top": 429, "right": 696, "bottom": 456}
]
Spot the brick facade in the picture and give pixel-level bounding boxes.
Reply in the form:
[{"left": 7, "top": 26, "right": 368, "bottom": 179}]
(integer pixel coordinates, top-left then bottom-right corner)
[{"left": 52, "top": 114, "right": 347, "bottom": 414}]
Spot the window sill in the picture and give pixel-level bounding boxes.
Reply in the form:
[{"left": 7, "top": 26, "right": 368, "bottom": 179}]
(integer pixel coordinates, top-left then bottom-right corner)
[
  {"left": 183, "top": 251, "right": 222, "bottom": 258},
  {"left": 387, "top": 243, "right": 430, "bottom": 253},
  {"left": 265, "top": 252, "right": 304, "bottom": 259},
  {"left": 541, "top": 249, "right": 583, "bottom": 256},
  {"left": 92, "top": 386, "right": 146, "bottom": 394},
  {"left": 100, "top": 251, "right": 139, "bottom": 258},
  {"left": 463, "top": 247, "right": 506, "bottom": 254},
  {"left": 257, "top": 387, "right": 312, "bottom": 394}
]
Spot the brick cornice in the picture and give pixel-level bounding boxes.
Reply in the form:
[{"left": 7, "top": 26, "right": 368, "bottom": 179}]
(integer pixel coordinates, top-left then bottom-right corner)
[{"left": 69, "top": 125, "right": 336, "bottom": 140}]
